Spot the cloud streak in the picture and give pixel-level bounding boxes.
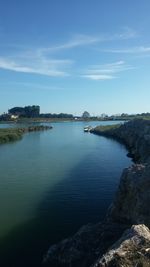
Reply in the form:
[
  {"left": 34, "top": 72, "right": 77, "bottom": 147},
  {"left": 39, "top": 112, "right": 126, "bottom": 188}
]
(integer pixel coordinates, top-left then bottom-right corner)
[
  {"left": 0, "top": 56, "right": 72, "bottom": 77},
  {"left": 39, "top": 34, "right": 101, "bottom": 54},
  {"left": 38, "top": 28, "right": 137, "bottom": 54},
  {"left": 82, "top": 61, "right": 133, "bottom": 80},
  {"left": 83, "top": 74, "right": 115, "bottom": 80},
  {"left": 102, "top": 46, "right": 150, "bottom": 54}
]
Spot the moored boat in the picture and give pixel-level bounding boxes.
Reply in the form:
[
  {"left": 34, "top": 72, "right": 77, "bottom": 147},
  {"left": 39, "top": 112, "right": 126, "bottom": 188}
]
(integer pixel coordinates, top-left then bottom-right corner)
[{"left": 84, "top": 126, "right": 92, "bottom": 132}]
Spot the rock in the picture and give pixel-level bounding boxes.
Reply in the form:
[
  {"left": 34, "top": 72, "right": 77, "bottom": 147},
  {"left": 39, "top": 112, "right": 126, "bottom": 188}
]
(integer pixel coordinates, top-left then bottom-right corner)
[
  {"left": 43, "top": 222, "right": 128, "bottom": 267},
  {"left": 92, "top": 224, "right": 150, "bottom": 267},
  {"left": 109, "top": 163, "right": 150, "bottom": 227}
]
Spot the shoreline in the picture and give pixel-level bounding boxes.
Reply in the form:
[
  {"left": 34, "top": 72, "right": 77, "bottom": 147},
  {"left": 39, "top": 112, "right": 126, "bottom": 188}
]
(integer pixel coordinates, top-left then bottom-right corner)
[{"left": 0, "top": 117, "right": 128, "bottom": 124}]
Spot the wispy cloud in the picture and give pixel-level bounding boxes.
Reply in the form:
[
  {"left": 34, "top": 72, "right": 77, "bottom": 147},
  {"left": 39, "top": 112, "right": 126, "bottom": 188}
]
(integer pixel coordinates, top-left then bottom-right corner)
[
  {"left": 82, "top": 61, "right": 133, "bottom": 80},
  {"left": 0, "top": 56, "right": 72, "bottom": 77},
  {"left": 102, "top": 46, "right": 150, "bottom": 54},
  {"left": 83, "top": 74, "right": 115, "bottom": 81},
  {"left": 39, "top": 34, "right": 101, "bottom": 54},
  {"left": 38, "top": 28, "right": 137, "bottom": 54}
]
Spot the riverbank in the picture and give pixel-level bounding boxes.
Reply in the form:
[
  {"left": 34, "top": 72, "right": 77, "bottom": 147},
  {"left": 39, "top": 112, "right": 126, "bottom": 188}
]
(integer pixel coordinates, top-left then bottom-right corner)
[
  {"left": 0, "top": 125, "right": 52, "bottom": 144},
  {"left": 0, "top": 118, "right": 74, "bottom": 124},
  {"left": 91, "top": 119, "right": 150, "bottom": 162},
  {"left": 0, "top": 117, "right": 128, "bottom": 124},
  {"left": 44, "top": 119, "right": 150, "bottom": 267}
]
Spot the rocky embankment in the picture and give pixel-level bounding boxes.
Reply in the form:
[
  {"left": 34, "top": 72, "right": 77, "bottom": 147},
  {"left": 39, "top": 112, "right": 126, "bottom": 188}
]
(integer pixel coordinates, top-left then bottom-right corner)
[
  {"left": 43, "top": 119, "right": 150, "bottom": 267},
  {"left": 0, "top": 125, "right": 52, "bottom": 144},
  {"left": 91, "top": 119, "right": 150, "bottom": 162}
]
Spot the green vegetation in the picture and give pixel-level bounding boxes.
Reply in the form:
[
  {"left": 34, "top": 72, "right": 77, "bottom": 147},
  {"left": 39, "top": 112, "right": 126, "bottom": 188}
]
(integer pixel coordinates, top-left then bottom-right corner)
[
  {"left": 110, "top": 113, "right": 150, "bottom": 121},
  {"left": 8, "top": 105, "right": 40, "bottom": 118},
  {"left": 91, "top": 124, "right": 121, "bottom": 133},
  {"left": 82, "top": 111, "right": 90, "bottom": 119},
  {"left": 0, "top": 128, "right": 23, "bottom": 143},
  {"left": 39, "top": 112, "right": 73, "bottom": 119},
  {"left": 0, "top": 125, "right": 52, "bottom": 144}
]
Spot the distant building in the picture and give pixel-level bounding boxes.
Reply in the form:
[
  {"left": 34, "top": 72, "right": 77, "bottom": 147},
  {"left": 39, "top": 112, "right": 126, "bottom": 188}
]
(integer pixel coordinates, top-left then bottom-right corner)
[{"left": 10, "top": 115, "right": 19, "bottom": 120}]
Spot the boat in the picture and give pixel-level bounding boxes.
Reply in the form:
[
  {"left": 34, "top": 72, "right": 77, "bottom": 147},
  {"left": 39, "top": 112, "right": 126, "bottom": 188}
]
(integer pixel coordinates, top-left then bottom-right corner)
[{"left": 84, "top": 126, "right": 92, "bottom": 132}]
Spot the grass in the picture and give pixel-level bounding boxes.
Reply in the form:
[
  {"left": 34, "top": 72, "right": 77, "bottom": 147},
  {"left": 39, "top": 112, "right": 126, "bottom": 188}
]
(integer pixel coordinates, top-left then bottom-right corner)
[
  {"left": 0, "top": 128, "right": 23, "bottom": 144},
  {"left": 91, "top": 124, "right": 121, "bottom": 133},
  {"left": 0, "top": 125, "right": 52, "bottom": 144}
]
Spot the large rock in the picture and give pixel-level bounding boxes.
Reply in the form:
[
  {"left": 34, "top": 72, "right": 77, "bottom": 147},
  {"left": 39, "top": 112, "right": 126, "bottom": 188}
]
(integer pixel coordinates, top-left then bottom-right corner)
[
  {"left": 109, "top": 163, "right": 150, "bottom": 227},
  {"left": 92, "top": 224, "right": 150, "bottom": 267},
  {"left": 43, "top": 222, "right": 128, "bottom": 267}
]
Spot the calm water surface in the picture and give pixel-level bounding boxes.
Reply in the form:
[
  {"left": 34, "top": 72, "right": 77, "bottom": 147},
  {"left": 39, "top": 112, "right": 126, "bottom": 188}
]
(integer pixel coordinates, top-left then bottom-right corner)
[{"left": 0, "top": 121, "right": 131, "bottom": 266}]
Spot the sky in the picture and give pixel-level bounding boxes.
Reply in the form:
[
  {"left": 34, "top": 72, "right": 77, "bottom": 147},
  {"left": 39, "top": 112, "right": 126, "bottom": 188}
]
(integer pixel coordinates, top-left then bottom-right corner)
[{"left": 0, "top": 0, "right": 150, "bottom": 116}]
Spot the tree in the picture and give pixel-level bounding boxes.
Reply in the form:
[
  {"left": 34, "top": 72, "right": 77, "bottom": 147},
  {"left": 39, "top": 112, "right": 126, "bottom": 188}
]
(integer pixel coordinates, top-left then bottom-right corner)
[
  {"left": 24, "top": 105, "right": 40, "bottom": 117},
  {"left": 8, "top": 107, "right": 25, "bottom": 116},
  {"left": 82, "top": 111, "right": 90, "bottom": 118},
  {"left": 8, "top": 105, "right": 40, "bottom": 118}
]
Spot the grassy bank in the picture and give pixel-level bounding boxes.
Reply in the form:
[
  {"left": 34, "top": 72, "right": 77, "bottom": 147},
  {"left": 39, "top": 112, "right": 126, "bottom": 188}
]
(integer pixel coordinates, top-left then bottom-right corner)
[
  {"left": 90, "top": 124, "right": 121, "bottom": 134},
  {"left": 0, "top": 125, "right": 52, "bottom": 144}
]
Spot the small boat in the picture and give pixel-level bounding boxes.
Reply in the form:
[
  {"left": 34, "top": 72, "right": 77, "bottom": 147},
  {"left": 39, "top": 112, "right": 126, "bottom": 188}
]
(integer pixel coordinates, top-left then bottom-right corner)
[{"left": 84, "top": 126, "right": 92, "bottom": 132}]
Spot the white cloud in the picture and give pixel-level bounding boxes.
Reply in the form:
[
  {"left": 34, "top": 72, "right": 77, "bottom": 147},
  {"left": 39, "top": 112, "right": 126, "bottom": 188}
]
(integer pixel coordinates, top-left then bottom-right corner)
[
  {"left": 0, "top": 56, "right": 72, "bottom": 77},
  {"left": 38, "top": 28, "right": 137, "bottom": 54},
  {"left": 103, "top": 46, "right": 150, "bottom": 54},
  {"left": 82, "top": 61, "right": 133, "bottom": 81},
  {"left": 39, "top": 34, "right": 101, "bottom": 54},
  {"left": 83, "top": 74, "right": 115, "bottom": 80}
]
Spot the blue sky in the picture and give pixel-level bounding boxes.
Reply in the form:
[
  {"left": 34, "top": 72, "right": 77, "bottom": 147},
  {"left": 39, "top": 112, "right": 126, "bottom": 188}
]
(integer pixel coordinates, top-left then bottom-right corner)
[{"left": 0, "top": 0, "right": 150, "bottom": 115}]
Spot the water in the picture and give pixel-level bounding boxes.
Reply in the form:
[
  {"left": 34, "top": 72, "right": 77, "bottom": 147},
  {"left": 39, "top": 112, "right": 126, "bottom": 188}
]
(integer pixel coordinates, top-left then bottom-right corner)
[{"left": 0, "top": 121, "right": 131, "bottom": 266}]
